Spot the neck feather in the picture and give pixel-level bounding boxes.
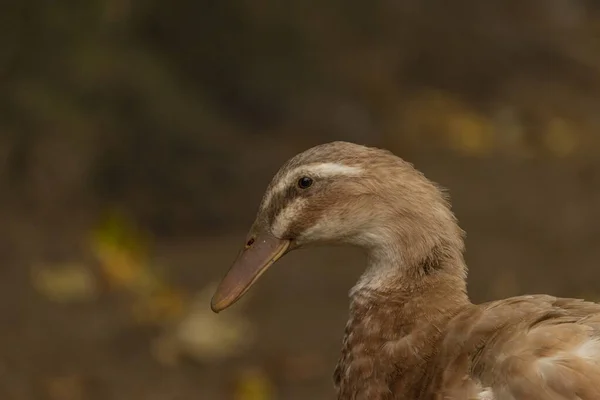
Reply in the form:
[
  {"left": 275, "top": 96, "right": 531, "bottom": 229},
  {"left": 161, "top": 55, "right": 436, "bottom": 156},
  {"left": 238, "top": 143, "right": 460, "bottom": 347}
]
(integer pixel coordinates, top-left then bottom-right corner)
[
  {"left": 351, "top": 211, "right": 469, "bottom": 305},
  {"left": 335, "top": 221, "right": 471, "bottom": 398},
  {"left": 351, "top": 244, "right": 469, "bottom": 328}
]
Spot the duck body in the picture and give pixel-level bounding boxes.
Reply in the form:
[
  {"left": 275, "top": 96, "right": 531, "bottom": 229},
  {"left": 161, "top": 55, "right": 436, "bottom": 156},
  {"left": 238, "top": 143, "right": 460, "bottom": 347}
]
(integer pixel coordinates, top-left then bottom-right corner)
[
  {"left": 338, "top": 290, "right": 600, "bottom": 399},
  {"left": 211, "top": 141, "right": 600, "bottom": 399}
]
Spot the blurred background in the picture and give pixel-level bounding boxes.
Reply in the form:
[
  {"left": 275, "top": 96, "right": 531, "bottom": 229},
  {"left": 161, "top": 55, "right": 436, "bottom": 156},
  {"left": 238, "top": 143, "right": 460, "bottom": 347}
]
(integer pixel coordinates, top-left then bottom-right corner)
[{"left": 2, "top": 1, "right": 600, "bottom": 399}]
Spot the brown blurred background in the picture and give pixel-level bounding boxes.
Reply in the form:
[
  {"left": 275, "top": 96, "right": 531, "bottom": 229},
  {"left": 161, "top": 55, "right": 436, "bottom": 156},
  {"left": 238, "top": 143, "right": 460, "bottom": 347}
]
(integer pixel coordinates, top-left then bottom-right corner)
[{"left": 2, "top": 1, "right": 600, "bottom": 399}]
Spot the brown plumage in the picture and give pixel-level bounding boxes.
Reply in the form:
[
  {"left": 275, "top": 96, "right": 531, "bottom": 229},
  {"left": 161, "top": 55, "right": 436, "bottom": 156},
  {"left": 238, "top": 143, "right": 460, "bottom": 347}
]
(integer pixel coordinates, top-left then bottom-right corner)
[{"left": 211, "top": 141, "right": 600, "bottom": 399}]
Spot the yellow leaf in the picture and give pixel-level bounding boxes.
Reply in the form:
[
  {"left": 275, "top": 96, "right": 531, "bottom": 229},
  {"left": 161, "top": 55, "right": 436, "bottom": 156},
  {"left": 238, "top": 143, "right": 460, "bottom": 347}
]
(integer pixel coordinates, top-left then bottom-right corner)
[
  {"left": 91, "top": 210, "right": 147, "bottom": 254},
  {"left": 234, "top": 367, "right": 274, "bottom": 400},
  {"left": 447, "top": 112, "right": 494, "bottom": 156},
  {"left": 92, "top": 241, "right": 144, "bottom": 288},
  {"left": 90, "top": 210, "right": 151, "bottom": 290}
]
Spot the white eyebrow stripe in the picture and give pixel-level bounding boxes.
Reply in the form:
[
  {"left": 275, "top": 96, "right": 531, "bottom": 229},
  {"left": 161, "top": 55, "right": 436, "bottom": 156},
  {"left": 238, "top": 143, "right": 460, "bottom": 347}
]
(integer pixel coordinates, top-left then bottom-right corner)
[
  {"left": 261, "top": 162, "right": 363, "bottom": 211},
  {"left": 306, "top": 162, "right": 364, "bottom": 177}
]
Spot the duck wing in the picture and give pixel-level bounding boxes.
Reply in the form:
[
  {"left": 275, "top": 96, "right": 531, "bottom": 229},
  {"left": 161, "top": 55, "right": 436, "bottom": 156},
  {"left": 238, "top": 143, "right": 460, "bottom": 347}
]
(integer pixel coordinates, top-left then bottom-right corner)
[{"left": 430, "top": 295, "right": 600, "bottom": 399}]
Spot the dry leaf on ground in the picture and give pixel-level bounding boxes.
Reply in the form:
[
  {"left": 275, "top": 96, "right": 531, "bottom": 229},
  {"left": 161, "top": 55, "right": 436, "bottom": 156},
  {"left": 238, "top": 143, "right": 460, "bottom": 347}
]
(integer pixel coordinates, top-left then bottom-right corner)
[
  {"left": 31, "top": 263, "right": 98, "bottom": 303},
  {"left": 152, "top": 282, "right": 256, "bottom": 365}
]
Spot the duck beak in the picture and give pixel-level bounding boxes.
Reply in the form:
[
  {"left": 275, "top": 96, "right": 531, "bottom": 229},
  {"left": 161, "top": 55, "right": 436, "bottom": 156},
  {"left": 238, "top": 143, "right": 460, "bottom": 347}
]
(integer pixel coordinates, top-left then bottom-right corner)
[{"left": 211, "top": 231, "right": 290, "bottom": 313}]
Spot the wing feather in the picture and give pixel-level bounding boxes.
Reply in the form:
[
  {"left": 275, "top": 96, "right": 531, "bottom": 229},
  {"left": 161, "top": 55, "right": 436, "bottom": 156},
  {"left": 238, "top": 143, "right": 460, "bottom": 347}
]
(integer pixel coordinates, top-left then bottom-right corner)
[{"left": 432, "top": 295, "right": 600, "bottom": 399}]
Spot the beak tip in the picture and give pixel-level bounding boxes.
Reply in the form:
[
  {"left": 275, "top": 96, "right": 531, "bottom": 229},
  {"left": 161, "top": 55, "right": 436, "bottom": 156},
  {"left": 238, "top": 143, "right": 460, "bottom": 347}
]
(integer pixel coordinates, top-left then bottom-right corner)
[
  {"left": 210, "top": 234, "right": 290, "bottom": 316},
  {"left": 210, "top": 297, "right": 222, "bottom": 313}
]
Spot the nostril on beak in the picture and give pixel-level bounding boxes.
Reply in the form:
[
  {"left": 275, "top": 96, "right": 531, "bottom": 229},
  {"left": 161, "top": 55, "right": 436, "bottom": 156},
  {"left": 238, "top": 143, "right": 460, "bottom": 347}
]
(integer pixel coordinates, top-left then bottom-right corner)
[{"left": 245, "top": 237, "right": 255, "bottom": 249}]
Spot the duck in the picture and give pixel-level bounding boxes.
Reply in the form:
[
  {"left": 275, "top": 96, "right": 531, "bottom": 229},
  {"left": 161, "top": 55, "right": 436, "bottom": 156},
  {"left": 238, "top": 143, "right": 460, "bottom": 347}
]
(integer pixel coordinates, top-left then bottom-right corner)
[{"left": 211, "top": 141, "right": 600, "bottom": 399}]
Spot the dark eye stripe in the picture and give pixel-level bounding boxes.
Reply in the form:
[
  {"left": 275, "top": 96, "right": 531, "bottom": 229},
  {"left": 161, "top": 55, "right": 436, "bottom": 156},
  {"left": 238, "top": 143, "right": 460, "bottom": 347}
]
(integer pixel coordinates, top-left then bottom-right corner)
[
  {"left": 265, "top": 184, "right": 298, "bottom": 224},
  {"left": 263, "top": 176, "right": 338, "bottom": 227}
]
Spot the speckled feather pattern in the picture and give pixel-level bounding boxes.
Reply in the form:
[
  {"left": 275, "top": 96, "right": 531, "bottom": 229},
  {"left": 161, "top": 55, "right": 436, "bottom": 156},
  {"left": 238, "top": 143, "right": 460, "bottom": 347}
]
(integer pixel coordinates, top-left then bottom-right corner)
[{"left": 243, "top": 142, "right": 600, "bottom": 399}]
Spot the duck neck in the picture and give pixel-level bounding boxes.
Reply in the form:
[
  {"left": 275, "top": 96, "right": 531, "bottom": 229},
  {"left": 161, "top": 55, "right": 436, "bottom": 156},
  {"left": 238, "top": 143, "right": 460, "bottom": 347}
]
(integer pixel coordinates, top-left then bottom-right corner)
[
  {"left": 334, "top": 230, "right": 471, "bottom": 398},
  {"left": 351, "top": 238, "right": 469, "bottom": 331},
  {"left": 351, "top": 210, "right": 470, "bottom": 315}
]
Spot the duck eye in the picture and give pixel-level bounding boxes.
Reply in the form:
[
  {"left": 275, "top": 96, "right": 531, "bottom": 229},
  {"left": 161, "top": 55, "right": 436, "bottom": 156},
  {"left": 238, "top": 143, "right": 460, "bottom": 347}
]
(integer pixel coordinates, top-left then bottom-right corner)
[{"left": 297, "top": 176, "right": 313, "bottom": 189}]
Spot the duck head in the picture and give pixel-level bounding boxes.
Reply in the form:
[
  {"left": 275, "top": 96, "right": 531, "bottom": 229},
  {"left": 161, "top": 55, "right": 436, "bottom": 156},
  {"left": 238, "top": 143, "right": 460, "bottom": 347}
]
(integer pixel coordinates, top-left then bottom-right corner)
[{"left": 211, "top": 141, "right": 462, "bottom": 312}]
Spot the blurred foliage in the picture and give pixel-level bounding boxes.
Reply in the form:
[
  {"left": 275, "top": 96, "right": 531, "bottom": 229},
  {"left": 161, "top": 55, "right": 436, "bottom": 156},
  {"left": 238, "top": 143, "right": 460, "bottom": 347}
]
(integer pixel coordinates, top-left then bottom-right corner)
[
  {"left": 2, "top": 0, "right": 600, "bottom": 234},
  {"left": 91, "top": 212, "right": 255, "bottom": 365},
  {"left": 91, "top": 210, "right": 186, "bottom": 323},
  {"left": 233, "top": 367, "right": 274, "bottom": 400},
  {"left": 91, "top": 210, "right": 150, "bottom": 290}
]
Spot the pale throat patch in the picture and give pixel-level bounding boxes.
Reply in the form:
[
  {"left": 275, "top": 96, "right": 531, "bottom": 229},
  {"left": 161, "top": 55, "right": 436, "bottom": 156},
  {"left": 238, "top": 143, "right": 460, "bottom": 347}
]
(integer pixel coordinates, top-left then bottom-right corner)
[{"left": 265, "top": 162, "right": 363, "bottom": 236}]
